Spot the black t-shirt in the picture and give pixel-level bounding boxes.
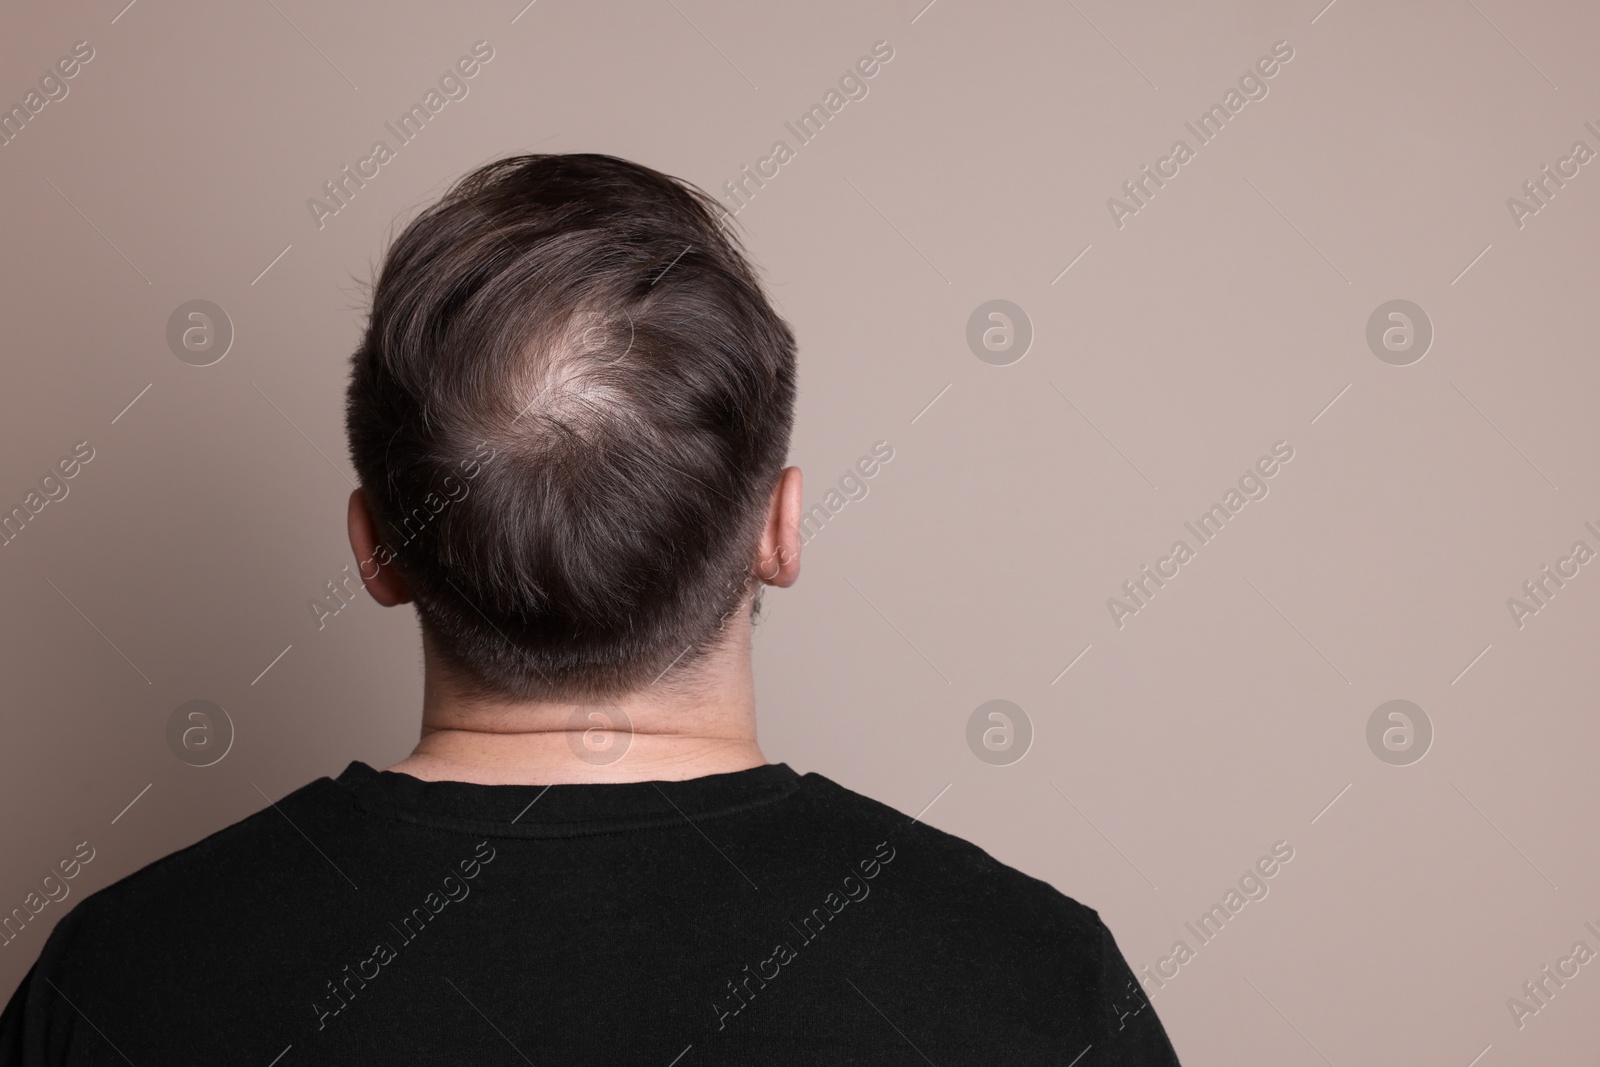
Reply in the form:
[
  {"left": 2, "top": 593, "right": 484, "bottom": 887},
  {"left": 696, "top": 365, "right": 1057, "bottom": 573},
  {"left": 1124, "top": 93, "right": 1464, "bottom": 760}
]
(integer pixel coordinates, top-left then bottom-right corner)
[{"left": 1, "top": 762, "right": 1181, "bottom": 1065}]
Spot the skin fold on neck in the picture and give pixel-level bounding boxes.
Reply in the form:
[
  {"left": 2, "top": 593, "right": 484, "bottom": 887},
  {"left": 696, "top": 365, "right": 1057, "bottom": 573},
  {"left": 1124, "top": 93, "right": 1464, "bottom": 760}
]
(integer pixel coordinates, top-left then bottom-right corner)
[{"left": 385, "top": 616, "right": 768, "bottom": 785}]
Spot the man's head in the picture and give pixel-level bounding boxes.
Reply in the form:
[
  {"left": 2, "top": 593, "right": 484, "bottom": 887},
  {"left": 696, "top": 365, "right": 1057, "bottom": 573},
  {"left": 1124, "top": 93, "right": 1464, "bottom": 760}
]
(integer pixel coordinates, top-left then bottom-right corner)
[{"left": 344, "top": 153, "right": 800, "bottom": 704}]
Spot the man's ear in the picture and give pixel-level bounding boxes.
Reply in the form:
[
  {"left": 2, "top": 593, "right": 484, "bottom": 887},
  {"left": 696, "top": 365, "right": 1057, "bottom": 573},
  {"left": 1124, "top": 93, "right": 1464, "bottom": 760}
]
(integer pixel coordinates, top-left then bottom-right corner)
[
  {"left": 754, "top": 466, "right": 803, "bottom": 587},
  {"left": 347, "top": 488, "right": 412, "bottom": 607}
]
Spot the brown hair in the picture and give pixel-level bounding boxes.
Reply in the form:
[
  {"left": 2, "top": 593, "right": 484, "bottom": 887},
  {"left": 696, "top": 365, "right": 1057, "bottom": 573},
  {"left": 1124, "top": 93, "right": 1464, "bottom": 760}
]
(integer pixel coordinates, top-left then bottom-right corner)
[{"left": 345, "top": 153, "right": 797, "bottom": 701}]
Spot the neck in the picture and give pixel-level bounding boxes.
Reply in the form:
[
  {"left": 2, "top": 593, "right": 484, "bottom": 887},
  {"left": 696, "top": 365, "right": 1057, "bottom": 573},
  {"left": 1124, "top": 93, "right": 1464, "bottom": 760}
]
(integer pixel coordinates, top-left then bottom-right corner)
[{"left": 384, "top": 616, "right": 766, "bottom": 785}]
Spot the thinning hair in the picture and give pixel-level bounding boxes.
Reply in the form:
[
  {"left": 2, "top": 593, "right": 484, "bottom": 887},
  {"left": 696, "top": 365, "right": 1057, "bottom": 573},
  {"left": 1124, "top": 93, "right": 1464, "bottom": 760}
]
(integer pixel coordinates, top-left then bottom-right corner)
[{"left": 345, "top": 153, "right": 797, "bottom": 701}]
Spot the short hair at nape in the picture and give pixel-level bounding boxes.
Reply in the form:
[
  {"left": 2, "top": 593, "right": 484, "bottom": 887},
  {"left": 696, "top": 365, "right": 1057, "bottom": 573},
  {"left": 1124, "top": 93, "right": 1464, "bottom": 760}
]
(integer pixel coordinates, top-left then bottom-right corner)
[{"left": 345, "top": 153, "right": 798, "bottom": 702}]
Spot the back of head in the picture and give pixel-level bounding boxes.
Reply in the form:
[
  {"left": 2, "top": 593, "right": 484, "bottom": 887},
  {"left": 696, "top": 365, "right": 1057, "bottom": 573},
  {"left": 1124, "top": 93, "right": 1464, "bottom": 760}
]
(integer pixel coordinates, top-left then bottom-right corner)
[{"left": 345, "top": 153, "right": 798, "bottom": 703}]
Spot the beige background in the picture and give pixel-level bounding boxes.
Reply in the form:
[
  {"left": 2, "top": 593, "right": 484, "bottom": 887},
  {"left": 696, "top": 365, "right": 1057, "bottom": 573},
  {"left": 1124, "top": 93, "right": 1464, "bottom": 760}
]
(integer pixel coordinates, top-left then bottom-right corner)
[{"left": 3, "top": 0, "right": 1598, "bottom": 1062}]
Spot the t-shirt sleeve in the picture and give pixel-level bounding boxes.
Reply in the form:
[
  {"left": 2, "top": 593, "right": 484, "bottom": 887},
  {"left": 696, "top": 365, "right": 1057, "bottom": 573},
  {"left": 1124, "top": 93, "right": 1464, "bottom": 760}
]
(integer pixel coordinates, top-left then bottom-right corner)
[
  {"left": 0, "top": 902, "right": 101, "bottom": 1066},
  {"left": 0, "top": 961, "right": 39, "bottom": 1064},
  {"left": 1080, "top": 916, "right": 1183, "bottom": 1065},
  {"left": 0, "top": 958, "right": 66, "bottom": 1066}
]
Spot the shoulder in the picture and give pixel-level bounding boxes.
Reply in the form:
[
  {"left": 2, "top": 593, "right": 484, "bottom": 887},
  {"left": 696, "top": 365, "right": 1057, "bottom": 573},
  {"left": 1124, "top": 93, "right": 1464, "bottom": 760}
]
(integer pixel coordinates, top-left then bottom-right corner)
[
  {"left": 781, "top": 772, "right": 1167, "bottom": 1051},
  {"left": 17, "top": 775, "right": 347, "bottom": 990},
  {"left": 70, "top": 776, "right": 344, "bottom": 930},
  {"left": 792, "top": 771, "right": 1111, "bottom": 942},
  {"left": 2, "top": 776, "right": 346, "bottom": 1061}
]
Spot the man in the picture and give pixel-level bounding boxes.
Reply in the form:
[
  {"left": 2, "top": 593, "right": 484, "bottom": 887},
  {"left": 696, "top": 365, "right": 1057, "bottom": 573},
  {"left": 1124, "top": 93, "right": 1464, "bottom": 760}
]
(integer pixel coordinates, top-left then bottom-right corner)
[{"left": 1, "top": 154, "right": 1181, "bottom": 1065}]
